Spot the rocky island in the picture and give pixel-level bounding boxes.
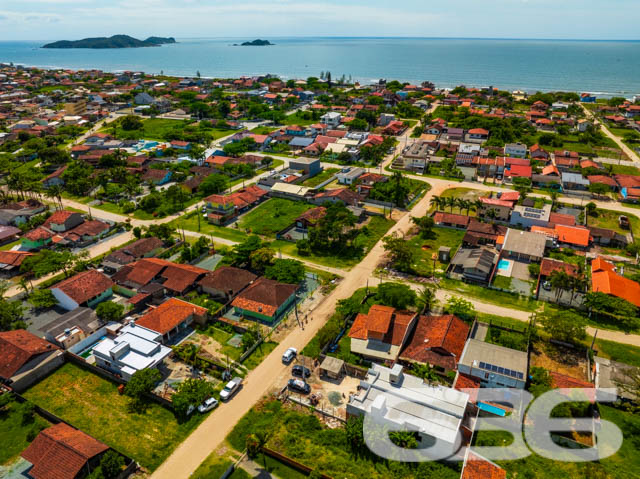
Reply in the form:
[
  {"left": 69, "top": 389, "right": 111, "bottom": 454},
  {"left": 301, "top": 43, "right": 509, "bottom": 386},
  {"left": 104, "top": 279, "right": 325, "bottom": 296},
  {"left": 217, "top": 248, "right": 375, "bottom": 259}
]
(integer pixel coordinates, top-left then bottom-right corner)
[
  {"left": 234, "top": 39, "right": 274, "bottom": 46},
  {"left": 42, "top": 35, "right": 176, "bottom": 49}
]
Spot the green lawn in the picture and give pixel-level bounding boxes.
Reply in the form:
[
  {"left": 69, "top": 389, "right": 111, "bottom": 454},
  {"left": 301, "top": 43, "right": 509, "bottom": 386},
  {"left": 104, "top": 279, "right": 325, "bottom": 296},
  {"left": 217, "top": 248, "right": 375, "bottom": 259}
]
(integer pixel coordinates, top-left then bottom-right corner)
[
  {"left": 23, "top": 363, "right": 205, "bottom": 471},
  {"left": 253, "top": 453, "right": 307, "bottom": 479},
  {"left": 199, "top": 326, "right": 278, "bottom": 370},
  {"left": 238, "top": 198, "right": 314, "bottom": 237},
  {"left": 492, "top": 275, "right": 513, "bottom": 290},
  {"left": 273, "top": 216, "right": 395, "bottom": 270},
  {"left": 434, "top": 188, "right": 485, "bottom": 216},
  {"left": 609, "top": 164, "right": 640, "bottom": 176},
  {"left": 406, "top": 226, "right": 465, "bottom": 276},
  {"left": 171, "top": 211, "right": 249, "bottom": 243},
  {"left": 474, "top": 405, "right": 640, "bottom": 479},
  {"left": 250, "top": 126, "right": 278, "bottom": 135},
  {"left": 592, "top": 337, "right": 640, "bottom": 368},
  {"left": 301, "top": 168, "right": 339, "bottom": 187},
  {"left": 440, "top": 277, "right": 542, "bottom": 312},
  {"left": 587, "top": 208, "right": 640, "bottom": 237},
  {"left": 282, "top": 112, "right": 317, "bottom": 126},
  {"left": 0, "top": 395, "right": 51, "bottom": 465}
]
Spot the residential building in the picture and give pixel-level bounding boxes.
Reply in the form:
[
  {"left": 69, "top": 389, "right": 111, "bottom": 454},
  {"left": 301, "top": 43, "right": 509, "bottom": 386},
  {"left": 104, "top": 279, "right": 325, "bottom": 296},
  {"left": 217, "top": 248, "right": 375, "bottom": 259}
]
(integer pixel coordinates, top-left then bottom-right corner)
[
  {"left": 501, "top": 229, "right": 547, "bottom": 262},
  {"left": 320, "top": 112, "right": 341, "bottom": 127},
  {"left": 504, "top": 143, "right": 527, "bottom": 158},
  {"left": 561, "top": 172, "right": 590, "bottom": 191},
  {"left": 337, "top": 167, "right": 365, "bottom": 185},
  {"left": 348, "top": 305, "right": 418, "bottom": 362},
  {"left": 38, "top": 307, "right": 102, "bottom": 349},
  {"left": 43, "top": 210, "right": 84, "bottom": 232},
  {"left": 112, "top": 258, "right": 208, "bottom": 296},
  {"left": 460, "top": 450, "right": 507, "bottom": 479},
  {"left": 458, "top": 339, "right": 527, "bottom": 389},
  {"left": 64, "top": 98, "right": 87, "bottom": 115},
  {"left": 0, "top": 329, "right": 63, "bottom": 391},
  {"left": 449, "top": 247, "right": 499, "bottom": 284},
  {"left": 293, "top": 207, "right": 326, "bottom": 231},
  {"left": 312, "top": 188, "right": 360, "bottom": 206},
  {"left": 92, "top": 322, "right": 172, "bottom": 379},
  {"left": 135, "top": 298, "right": 207, "bottom": 343},
  {"left": 21, "top": 423, "right": 109, "bottom": 479},
  {"left": 50, "top": 270, "right": 114, "bottom": 311},
  {"left": 198, "top": 266, "right": 257, "bottom": 302},
  {"left": 0, "top": 250, "right": 33, "bottom": 275},
  {"left": 289, "top": 157, "right": 322, "bottom": 177},
  {"left": 347, "top": 364, "right": 470, "bottom": 459},
  {"left": 231, "top": 277, "right": 298, "bottom": 323},
  {"left": 102, "top": 237, "right": 164, "bottom": 273},
  {"left": 555, "top": 224, "right": 591, "bottom": 249},
  {"left": 463, "top": 219, "right": 507, "bottom": 247},
  {"left": 509, "top": 204, "right": 552, "bottom": 229},
  {"left": 399, "top": 315, "right": 470, "bottom": 371},
  {"left": 478, "top": 197, "right": 513, "bottom": 222},
  {"left": 433, "top": 212, "right": 471, "bottom": 230},
  {"left": 591, "top": 267, "right": 640, "bottom": 307},
  {"left": 20, "top": 227, "right": 54, "bottom": 250},
  {"left": 268, "top": 183, "right": 312, "bottom": 201}
]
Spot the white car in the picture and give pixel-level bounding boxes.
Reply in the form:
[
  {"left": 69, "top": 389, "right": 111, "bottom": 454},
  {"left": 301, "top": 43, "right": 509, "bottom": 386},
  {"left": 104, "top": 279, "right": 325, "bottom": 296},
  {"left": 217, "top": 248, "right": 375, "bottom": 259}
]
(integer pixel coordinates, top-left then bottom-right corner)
[
  {"left": 219, "top": 377, "right": 243, "bottom": 401},
  {"left": 197, "top": 397, "right": 219, "bottom": 413},
  {"left": 282, "top": 347, "right": 297, "bottom": 364}
]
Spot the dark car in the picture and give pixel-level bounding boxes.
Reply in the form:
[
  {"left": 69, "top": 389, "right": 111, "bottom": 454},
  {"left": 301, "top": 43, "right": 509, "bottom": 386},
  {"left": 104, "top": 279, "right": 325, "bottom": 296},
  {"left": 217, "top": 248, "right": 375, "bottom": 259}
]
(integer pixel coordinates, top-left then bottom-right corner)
[
  {"left": 288, "top": 379, "right": 311, "bottom": 394},
  {"left": 292, "top": 365, "right": 311, "bottom": 379}
]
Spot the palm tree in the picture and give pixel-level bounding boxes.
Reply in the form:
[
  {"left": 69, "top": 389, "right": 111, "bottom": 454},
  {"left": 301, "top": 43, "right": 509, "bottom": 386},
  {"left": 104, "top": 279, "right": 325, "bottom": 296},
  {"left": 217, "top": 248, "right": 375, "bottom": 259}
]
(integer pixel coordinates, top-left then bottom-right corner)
[
  {"left": 549, "top": 270, "right": 571, "bottom": 302},
  {"left": 550, "top": 190, "right": 559, "bottom": 211},
  {"left": 430, "top": 195, "right": 443, "bottom": 211},
  {"left": 417, "top": 284, "right": 438, "bottom": 314},
  {"left": 18, "top": 277, "right": 31, "bottom": 298},
  {"left": 45, "top": 185, "right": 63, "bottom": 211},
  {"left": 454, "top": 197, "right": 466, "bottom": 214},
  {"left": 445, "top": 196, "right": 456, "bottom": 213}
]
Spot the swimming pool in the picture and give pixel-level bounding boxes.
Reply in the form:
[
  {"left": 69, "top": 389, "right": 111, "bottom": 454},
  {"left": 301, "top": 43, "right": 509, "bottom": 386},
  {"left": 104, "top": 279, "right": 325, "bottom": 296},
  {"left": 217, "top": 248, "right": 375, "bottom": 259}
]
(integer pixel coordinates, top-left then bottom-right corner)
[
  {"left": 477, "top": 402, "right": 507, "bottom": 416},
  {"left": 497, "top": 259, "right": 511, "bottom": 271}
]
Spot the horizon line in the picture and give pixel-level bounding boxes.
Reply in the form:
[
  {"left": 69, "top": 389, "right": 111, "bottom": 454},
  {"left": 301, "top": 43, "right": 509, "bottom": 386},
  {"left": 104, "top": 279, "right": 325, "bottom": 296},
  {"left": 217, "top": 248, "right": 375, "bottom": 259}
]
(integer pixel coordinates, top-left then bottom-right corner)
[{"left": 2, "top": 35, "right": 640, "bottom": 43}]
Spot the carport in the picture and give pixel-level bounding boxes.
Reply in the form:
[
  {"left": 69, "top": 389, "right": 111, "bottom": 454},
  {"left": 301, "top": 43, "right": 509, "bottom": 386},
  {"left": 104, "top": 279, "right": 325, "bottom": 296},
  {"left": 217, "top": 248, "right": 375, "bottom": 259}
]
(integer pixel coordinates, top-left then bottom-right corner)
[{"left": 319, "top": 356, "right": 345, "bottom": 380}]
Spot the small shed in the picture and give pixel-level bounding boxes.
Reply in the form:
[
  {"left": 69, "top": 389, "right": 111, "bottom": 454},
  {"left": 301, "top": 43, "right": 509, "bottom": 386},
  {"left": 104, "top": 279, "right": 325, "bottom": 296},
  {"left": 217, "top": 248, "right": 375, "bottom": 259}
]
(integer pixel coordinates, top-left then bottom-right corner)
[
  {"left": 319, "top": 356, "right": 345, "bottom": 380},
  {"left": 438, "top": 246, "right": 451, "bottom": 263}
]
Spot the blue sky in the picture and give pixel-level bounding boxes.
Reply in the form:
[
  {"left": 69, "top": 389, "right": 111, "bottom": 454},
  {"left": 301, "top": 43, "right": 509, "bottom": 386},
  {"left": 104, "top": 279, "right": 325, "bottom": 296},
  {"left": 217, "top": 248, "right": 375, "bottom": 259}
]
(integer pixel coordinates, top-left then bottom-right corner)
[{"left": 1, "top": 0, "right": 639, "bottom": 41}]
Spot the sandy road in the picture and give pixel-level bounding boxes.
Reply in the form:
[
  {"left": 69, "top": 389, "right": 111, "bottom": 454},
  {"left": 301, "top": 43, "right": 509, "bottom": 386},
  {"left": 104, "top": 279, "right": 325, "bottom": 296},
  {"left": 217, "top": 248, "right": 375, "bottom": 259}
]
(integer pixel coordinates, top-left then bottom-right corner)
[{"left": 580, "top": 104, "right": 640, "bottom": 163}]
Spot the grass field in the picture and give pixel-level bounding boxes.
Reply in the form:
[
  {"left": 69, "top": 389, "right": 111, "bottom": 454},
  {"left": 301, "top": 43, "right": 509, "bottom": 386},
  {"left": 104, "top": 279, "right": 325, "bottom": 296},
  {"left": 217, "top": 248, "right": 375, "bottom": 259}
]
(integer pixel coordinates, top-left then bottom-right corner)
[
  {"left": 587, "top": 208, "right": 640, "bottom": 237},
  {"left": 103, "top": 118, "right": 234, "bottom": 142},
  {"left": 0, "top": 396, "right": 51, "bottom": 465},
  {"left": 23, "top": 363, "right": 205, "bottom": 471},
  {"left": 282, "top": 112, "right": 317, "bottom": 126},
  {"left": 405, "top": 226, "right": 465, "bottom": 276},
  {"left": 171, "top": 211, "right": 249, "bottom": 243},
  {"left": 609, "top": 164, "right": 640, "bottom": 176},
  {"left": 440, "top": 277, "right": 542, "bottom": 312},
  {"left": 238, "top": 198, "right": 314, "bottom": 237},
  {"left": 592, "top": 337, "right": 640, "bottom": 368},
  {"left": 192, "top": 455, "right": 251, "bottom": 479},
  {"left": 474, "top": 405, "right": 640, "bottom": 479},
  {"left": 301, "top": 168, "right": 339, "bottom": 187},
  {"left": 199, "top": 325, "right": 278, "bottom": 370}
]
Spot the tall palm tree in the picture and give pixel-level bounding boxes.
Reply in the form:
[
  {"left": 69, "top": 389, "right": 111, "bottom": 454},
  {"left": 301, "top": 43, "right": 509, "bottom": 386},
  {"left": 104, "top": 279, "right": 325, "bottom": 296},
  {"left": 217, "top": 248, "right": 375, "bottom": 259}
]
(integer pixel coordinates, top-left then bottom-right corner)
[
  {"left": 430, "top": 195, "right": 443, "bottom": 211},
  {"left": 417, "top": 285, "right": 438, "bottom": 314},
  {"left": 446, "top": 196, "right": 456, "bottom": 213},
  {"left": 549, "top": 270, "right": 571, "bottom": 302},
  {"left": 454, "top": 197, "right": 466, "bottom": 214},
  {"left": 550, "top": 190, "right": 559, "bottom": 211}
]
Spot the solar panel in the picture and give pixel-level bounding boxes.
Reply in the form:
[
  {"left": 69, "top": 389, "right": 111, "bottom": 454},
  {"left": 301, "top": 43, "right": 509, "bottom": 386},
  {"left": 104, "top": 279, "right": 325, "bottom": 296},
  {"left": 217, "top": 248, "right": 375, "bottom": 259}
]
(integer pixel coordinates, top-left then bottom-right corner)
[
  {"left": 491, "top": 365, "right": 498, "bottom": 372},
  {"left": 479, "top": 362, "right": 486, "bottom": 369},
  {"left": 517, "top": 372, "right": 524, "bottom": 379},
  {"left": 504, "top": 368, "right": 510, "bottom": 376},
  {"left": 498, "top": 367, "right": 505, "bottom": 374},
  {"left": 510, "top": 370, "right": 518, "bottom": 378}
]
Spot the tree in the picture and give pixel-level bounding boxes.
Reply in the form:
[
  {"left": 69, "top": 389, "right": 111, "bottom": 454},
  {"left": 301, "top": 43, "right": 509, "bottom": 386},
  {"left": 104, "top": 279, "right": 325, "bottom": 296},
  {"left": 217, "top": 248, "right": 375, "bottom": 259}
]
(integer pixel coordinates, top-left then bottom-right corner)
[
  {"left": 382, "top": 234, "right": 414, "bottom": 273},
  {"left": 172, "top": 378, "right": 215, "bottom": 420},
  {"left": 145, "top": 223, "right": 175, "bottom": 241},
  {"left": 125, "top": 368, "right": 161, "bottom": 411},
  {"left": 417, "top": 285, "right": 438, "bottom": 314},
  {"left": 588, "top": 183, "right": 610, "bottom": 198},
  {"left": 308, "top": 203, "right": 360, "bottom": 258},
  {"left": 28, "top": 289, "right": 57, "bottom": 310},
  {"left": 265, "top": 259, "right": 306, "bottom": 284},
  {"left": 538, "top": 310, "right": 586, "bottom": 344},
  {"left": 445, "top": 296, "right": 475, "bottom": 321},
  {"left": 249, "top": 247, "right": 275, "bottom": 273},
  {"left": 199, "top": 173, "right": 229, "bottom": 196},
  {"left": 97, "top": 450, "right": 125, "bottom": 479},
  {"left": 0, "top": 299, "right": 26, "bottom": 331},
  {"left": 411, "top": 215, "right": 435, "bottom": 238},
  {"left": 549, "top": 269, "right": 571, "bottom": 302},
  {"left": 389, "top": 430, "right": 418, "bottom": 449},
  {"left": 232, "top": 235, "right": 263, "bottom": 266},
  {"left": 585, "top": 202, "right": 597, "bottom": 217},
  {"left": 96, "top": 301, "right": 124, "bottom": 322},
  {"left": 132, "top": 226, "right": 142, "bottom": 239},
  {"left": 429, "top": 195, "right": 443, "bottom": 211},
  {"left": 21, "top": 250, "right": 74, "bottom": 278},
  {"left": 375, "top": 282, "right": 417, "bottom": 310},
  {"left": 241, "top": 324, "right": 261, "bottom": 352},
  {"left": 120, "top": 115, "right": 143, "bottom": 131},
  {"left": 345, "top": 415, "right": 365, "bottom": 452}
]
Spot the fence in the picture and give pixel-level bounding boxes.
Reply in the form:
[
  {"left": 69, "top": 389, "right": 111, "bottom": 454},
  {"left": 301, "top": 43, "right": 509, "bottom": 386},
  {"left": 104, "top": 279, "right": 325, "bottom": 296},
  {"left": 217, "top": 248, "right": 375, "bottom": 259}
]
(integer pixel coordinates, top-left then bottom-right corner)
[
  {"left": 8, "top": 390, "right": 137, "bottom": 479},
  {"left": 262, "top": 447, "right": 334, "bottom": 479}
]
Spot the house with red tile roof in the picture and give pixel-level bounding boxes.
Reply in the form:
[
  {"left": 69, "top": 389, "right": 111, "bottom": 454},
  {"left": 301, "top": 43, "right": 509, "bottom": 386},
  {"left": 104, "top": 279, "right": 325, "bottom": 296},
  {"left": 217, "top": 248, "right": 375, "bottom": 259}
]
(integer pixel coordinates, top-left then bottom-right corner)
[
  {"left": 0, "top": 250, "right": 33, "bottom": 274},
  {"left": 348, "top": 305, "right": 418, "bottom": 362},
  {"left": 312, "top": 188, "right": 360, "bottom": 207},
  {"left": 592, "top": 269, "right": 640, "bottom": 307},
  {"left": 231, "top": 277, "right": 298, "bottom": 323},
  {"left": 112, "top": 258, "right": 208, "bottom": 295},
  {"left": 0, "top": 329, "right": 63, "bottom": 391},
  {"left": 478, "top": 197, "right": 513, "bottom": 222},
  {"left": 136, "top": 298, "right": 207, "bottom": 342},
  {"left": 43, "top": 210, "right": 84, "bottom": 232},
  {"left": 554, "top": 224, "right": 591, "bottom": 248},
  {"left": 21, "top": 423, "right": 110, "bottom": 479},
  {"left": 51, "top": 269, "right": 114, "bottom": 311},
  {"left": 198, "top": 266, "right": 257, "bottom": 302},
  {"left": 461, "top": 450, "right": 506, "bottom": 479},
  {"left": 433, "top": 212, "right": 470, "bottom": 230},
  {"left": 399, "top": 315, "right": 469, "bottom": 371}
]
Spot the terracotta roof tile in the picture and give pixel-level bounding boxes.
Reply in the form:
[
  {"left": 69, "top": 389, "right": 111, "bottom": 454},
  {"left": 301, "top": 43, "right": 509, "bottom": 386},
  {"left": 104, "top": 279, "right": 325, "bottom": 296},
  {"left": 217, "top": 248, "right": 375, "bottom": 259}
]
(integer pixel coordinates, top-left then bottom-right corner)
[
  {"left": 555, "top": 225, "right": 591, "bottom": 247},
  {"left": 462, "top": 452, "right": 506, "bottom": 479},
  {"left": 0, "top": 329, "right": 58, "bottom": 378},
  {"left": 198, "top": 266, "right": 257, "bottom": 296},
  {"left": 136, "top": 298, "right": 207, "bottom": 335},
  {"left": 231, "top": 277, "right": 297, "bottom": 317},
  {"left": 540, "top": 258, "right": 578, "bottom": 277},
  {"left": 51, "top": 270, "right": 113, "bottom": 305},
  {"left": 592, "top": 270, "right": 640, "bottom": 307}
]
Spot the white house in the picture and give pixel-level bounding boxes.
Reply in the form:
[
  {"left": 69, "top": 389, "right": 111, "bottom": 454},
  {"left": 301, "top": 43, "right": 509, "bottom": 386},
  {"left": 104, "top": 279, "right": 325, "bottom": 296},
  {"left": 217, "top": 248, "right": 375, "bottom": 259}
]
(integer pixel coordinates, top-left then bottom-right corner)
[
  {"left": 321, "top": 112, "right": 342, "bottom": 128},
  {"left": 337, "top": 167, "right": 365, "bottom": 185},
  {"left": 92, "top": 323, "right": 171, "bottom": 381},
  {"left": 504, "top": 143, "right": 527, "bottom": 158},
  {"left": 347, "top": 364, "right": 470, "bottom": 459}
]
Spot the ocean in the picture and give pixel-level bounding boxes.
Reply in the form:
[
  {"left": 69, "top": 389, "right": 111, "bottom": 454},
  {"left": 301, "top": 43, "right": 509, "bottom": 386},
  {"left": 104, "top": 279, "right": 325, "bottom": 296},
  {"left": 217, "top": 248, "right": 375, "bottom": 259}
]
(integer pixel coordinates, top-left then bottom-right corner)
[{"left": 1, "top": 37, "right": 639, "bottom": 96}]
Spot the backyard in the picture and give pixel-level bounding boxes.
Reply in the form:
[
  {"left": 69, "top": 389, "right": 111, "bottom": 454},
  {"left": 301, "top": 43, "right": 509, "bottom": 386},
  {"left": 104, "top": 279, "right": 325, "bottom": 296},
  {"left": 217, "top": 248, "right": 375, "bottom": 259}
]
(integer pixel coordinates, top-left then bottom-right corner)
[
  {"left": 405, "top": 226, "right": 465, "bottom": 276},
  {"left": 301, "top": 168, "right": 339, "bottom": 187},
  {"left": 103, "top": 118, "right": 233, "bottom": 142},
  {"left": 22, "top": 362, "right": 205, "bottom": 471},
  {"left": 587, "top": 208, "right": 640, "bottom": 237},
  {"left": 238, "top": 198, "right": 315, "bottom": 237},
  {"left": 0, "top": 395, "right": 51, "bottom": 465}
]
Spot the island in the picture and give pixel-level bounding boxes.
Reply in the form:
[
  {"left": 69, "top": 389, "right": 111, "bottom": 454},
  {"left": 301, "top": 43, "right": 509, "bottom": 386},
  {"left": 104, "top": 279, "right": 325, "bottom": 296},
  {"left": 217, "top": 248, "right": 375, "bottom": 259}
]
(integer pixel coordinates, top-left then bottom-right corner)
[
  {"left": 233, "top": 39, "right": 274, "bottom": 46},
  {"left": 42, "top": 35, "right": 176, "bottom": 49}
]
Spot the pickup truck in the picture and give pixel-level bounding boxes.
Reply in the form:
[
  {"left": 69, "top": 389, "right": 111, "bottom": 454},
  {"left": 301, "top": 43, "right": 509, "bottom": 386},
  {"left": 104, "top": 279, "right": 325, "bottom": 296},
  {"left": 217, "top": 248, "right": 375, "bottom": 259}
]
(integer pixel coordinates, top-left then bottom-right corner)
[{"left": 219, "top": 377, "right": 243, "bottom": 401}]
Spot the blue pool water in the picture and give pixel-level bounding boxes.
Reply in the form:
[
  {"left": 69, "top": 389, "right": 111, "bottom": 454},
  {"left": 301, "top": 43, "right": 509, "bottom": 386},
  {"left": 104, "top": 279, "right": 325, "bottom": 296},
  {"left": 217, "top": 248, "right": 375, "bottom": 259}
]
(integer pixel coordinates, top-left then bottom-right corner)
[
  {"left": 478, "top": 402, "right": 507, "bottom": 416},
  {"left": 497, "top": 259, "right": 511, "bottom": 271}
]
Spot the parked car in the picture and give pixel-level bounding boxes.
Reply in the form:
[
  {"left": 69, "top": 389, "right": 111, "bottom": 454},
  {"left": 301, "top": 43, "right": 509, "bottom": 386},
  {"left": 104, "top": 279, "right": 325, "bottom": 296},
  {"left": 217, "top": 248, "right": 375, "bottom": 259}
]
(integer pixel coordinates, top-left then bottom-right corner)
[
  {"left": 198, "top": 397, "right": 219, "bottom": 413},
  {"left": 219, "top": 377, "right": 243, "bottom": 401},
  {"left": 282, "top": 347, "right": 297, "bottom": 364},
  {"left": 288, "top": 379, "right": 311, "bottom": 394},
  {"left": 292, "top": 365, "right": 311, "bottom": 378}
]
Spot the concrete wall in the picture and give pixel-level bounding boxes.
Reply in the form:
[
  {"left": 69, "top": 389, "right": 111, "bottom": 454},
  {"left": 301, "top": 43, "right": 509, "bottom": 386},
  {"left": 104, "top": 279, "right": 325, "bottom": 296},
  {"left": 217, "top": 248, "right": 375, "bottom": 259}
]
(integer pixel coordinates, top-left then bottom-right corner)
[
  {"left": 11, "top": 350, "right": 65, "bottom": 392},
  {"left": 51, "top": 288, "right": 79, "bottom": 311}
]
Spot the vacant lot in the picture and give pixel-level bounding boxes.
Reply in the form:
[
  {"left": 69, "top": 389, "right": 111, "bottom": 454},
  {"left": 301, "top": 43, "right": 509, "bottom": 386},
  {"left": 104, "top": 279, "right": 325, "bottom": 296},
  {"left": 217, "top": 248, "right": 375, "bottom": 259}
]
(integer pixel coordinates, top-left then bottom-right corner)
[
  {"left": 23, "top": 363, "right": 204, "bottom": 471},
  {"left": 587, "top": 208, "right": 640, "bottom": 237},
  {"left": 301, "top": 168, "right": 339, "bottom": 187},
  {"left": 239, "top": 198, "right": 314, "bottom": 237},
  {"left": 405, "top": 226, "right": 465, "bottom": 276},
  {"left": 0, "top": 395, "right": 51, "bottom": 465},
  {"left": 171, "top": 211, "right": 249, "bottom": 243}
]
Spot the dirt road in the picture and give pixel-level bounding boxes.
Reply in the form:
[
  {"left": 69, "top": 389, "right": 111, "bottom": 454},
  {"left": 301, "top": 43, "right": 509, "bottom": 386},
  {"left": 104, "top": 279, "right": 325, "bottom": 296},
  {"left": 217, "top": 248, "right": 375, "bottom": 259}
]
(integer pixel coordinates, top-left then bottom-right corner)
[{"left": 581, "top": 104, "right": 640, "bottom": 163}]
